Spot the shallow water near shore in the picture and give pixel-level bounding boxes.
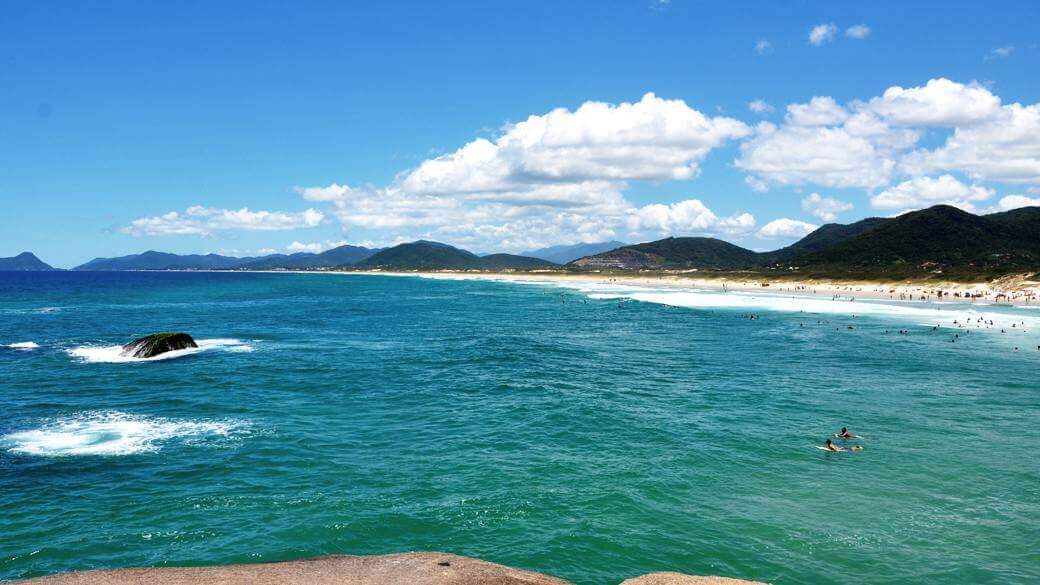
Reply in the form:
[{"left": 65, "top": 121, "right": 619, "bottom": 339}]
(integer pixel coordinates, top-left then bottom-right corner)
[{"left": 1, "top": 271, "right": 1038, "bottom": 584}]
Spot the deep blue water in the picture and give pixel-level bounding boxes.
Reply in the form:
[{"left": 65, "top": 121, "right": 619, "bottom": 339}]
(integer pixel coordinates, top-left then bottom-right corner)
[{"left": 1, "top": 271, "right": 1038, "bottom": 584}]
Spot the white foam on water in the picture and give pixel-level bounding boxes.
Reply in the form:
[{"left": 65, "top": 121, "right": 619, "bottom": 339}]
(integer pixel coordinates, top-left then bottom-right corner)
[
  {"left": 405, "top": 273, "right": 1040, "bottom": 334},
  {"left": 645, "top": 289, "right": 1036, "bottom": 331},
  {"left": 503, "top": 278, "right": 1040, "bottom": 333},
  {"left": 0, "top": 306, "right": 68, "bottom": 316},
  {"left": 0, "top": 412, "right": 247, "bottom": 457},
  {"left": 67, "top": 338, "right": 254, "bottom": 363},
  {"left": 5, "top": 341, "right": 40, "bottom": 350}
]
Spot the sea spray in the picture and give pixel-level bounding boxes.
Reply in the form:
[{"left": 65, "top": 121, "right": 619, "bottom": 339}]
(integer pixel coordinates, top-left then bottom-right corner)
[
  {"left": 66, "top": 338, "right": 254, "bottom": 363},
  {"left": 0, "top": 411, "right": 248, "bottom": 456},
  {"left": 420, "top": 274, "right": 1040, "bottom": 337}
]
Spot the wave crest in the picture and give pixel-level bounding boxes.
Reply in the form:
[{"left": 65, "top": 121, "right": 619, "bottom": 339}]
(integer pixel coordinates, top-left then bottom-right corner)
[
  {"left": 67, "top": 338, "right": 254, "bottom": 363},
  {"left": 0, "top": 412, "right": 248, "bottom": 457}
]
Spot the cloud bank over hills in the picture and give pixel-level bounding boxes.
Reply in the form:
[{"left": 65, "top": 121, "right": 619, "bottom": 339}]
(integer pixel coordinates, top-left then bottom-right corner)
[{"left": 124, "top": 78, "right": 1040, "bottom": 255}]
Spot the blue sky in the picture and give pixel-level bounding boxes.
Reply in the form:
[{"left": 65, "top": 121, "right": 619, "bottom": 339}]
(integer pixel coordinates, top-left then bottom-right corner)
[{"left": 3, "top": 1, "right": 1039, "bottom": 267}]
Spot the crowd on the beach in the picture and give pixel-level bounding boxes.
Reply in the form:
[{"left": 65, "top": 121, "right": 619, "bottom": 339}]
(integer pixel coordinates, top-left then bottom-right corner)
[{"left": 740, "top": 282, "right": 1040, "bottom": 305}]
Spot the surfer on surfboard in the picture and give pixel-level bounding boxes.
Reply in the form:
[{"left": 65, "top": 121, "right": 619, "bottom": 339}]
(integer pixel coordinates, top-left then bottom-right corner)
[
  {"left": 834, "top": 426, "right": 860, "bottom": 439},
  {"left": 821, "top": 439, "right": 863, "bottom": 452}
]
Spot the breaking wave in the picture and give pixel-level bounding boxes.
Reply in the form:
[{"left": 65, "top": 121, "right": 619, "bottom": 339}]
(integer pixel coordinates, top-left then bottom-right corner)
[
  {"left": 435, "top": 275, "right": 1040, "bottom": 333},
  {"left": 0, "top": 412, "right": 248, "bottom": 457},
  {"left": 4, "top": 342, "right": 39, "bottom": 350},
  {"left": 67, "top": 338, "right": 254, "bottom": 363}
]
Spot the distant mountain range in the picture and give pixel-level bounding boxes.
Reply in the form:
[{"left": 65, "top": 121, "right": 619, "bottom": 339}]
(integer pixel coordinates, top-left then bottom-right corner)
[
  {"left": 521, "top": 241, "right": 626, "bottom": 264},
  {"left": 67, "top": 241, "right": 555, "bottom": 272},
  {"left": 72, "top": 245, "right": 379, "bottom": 271},
  {"left": 0, "top": 252, "right": 56, "bottom": 271},
  {"left": 10, "top": 205, "right": 1040, "bottom": 279},
  {"left": 358, "top": 241, "right": 556, "bottom": 270},
  {"left": 573, "top": 205, "right": 1040, "bottom": 278}
]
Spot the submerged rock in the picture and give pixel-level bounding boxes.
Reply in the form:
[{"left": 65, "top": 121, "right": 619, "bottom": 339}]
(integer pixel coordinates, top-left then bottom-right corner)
[
  {"left": 121, "top": 332, "right": 197, "bottom": 358},
  {"left": 13, "top": 552, "right": 768, "bottom": 584}
]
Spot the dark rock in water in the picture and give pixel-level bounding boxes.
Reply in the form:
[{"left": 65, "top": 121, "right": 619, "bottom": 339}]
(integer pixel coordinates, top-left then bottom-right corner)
[{"left": 121, "top": 332, "right": 197, "bottom": 358}]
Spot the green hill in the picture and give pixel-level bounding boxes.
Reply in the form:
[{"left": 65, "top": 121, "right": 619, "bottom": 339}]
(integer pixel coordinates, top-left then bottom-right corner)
[
  {"left": 786, "top": 205, "right": 1040, "bottom": 277},
  {"left": 570, "top": 237, "right": 759, "bottom": 270},
  {"left": 358, "top": 241, "right": 482, "bottom": 270},
  {"left": 357, "top": 241, "right": 556, "bottom": 270},
  {"left": 569, "top": 205, "right": 1040, "bottom": 279},
  {"left": 768, "top": 217, "right": 889, "bottom": 260},
  {"left": 521, "top": 241, "right": 626, "bottom": 264},
  {"left": 0, "top": 252, "right": 56, "bottom": 271},
  {"left": 478, "top": 253, "right": 557, "bottom": 270},
  {"left": 239, "top": 245, "right": 378, "bottom": 270}
]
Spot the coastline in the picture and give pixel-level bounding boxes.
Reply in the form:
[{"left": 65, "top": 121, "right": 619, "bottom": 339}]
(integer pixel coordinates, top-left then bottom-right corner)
[
  {"left": 45, "top": 268, "right": 1040, "bottom": 305},
  {"left": 326, "top": 270, "right": 1040, "bottom": 307},
  {"left": 5, "top": 270, "right": 1038, "bottom": 583}
]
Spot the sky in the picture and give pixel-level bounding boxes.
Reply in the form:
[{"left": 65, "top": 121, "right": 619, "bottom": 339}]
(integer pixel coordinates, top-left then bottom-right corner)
[{"left": 2, "top": 1, "right": 1039, "bottom": 268}]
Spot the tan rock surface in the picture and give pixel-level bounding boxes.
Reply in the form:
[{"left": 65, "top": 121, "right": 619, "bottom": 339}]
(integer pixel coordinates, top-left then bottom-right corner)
[
  {"left": 13, "top": 552, "right": 570, "bottom": 585},
  {"left": 13, "top": 553, "right": 767, "bottom": 585}
]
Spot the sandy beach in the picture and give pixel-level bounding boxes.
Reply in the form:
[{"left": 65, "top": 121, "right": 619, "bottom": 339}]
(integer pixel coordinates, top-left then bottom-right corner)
[{"left": 352, "top": 270, "right": 1040, "bottom": 306}]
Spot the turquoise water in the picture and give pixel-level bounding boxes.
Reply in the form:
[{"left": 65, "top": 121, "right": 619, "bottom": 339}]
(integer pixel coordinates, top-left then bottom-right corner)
[{"left": 1, "top": 271, "right": 1038, "bottom": 584}]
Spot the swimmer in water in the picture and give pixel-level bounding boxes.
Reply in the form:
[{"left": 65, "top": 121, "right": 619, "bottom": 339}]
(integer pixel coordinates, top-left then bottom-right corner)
[
  {"left": 834, "top": 426, "right": 860, "bottom": 439},
  {"left": 824, "top": 439, "right": 863, "bottom": 452}
]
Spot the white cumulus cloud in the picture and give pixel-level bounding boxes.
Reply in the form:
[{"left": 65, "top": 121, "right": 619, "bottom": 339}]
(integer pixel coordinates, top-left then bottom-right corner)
[
  {"left": 987, "top": 194, "right": 1040, "bottom": 212},
  {"left": 737, "top": 78, "right": 1040, "bottom": 192},
  {"left": 809, "top": 24, "right": 837, "bottom": 46},
  {"left": 758, "top": 218, "right": 818, "bottom": 239},
  {"left": 122, "top": 207, "right": 324, "bottom": 237},
  {"left": 736, "top": 121, "right": 899, "bottom": 189},
  {"left": 870, "top": 174, "right": 995, "bottom": 213},
  {"left": 399, "top": 92, "right": 749, "bottom": 192},
  {"left": 748, "top": 99, "right": 774, "bottom": 114},
  {"left": 845, "top": 25, "right": 871, "bottom": 39},
  {"left": 801, "top": 193, "right": 853, "bottom": 222},
  {"left": 988, "top": 46, "right": 1014, "bottom": 59},
  {"left": 786, "top": 96, "right": 849, "bottom": 126},
  {"left": 627, "top": 199, "right": 755, "bottom": 237},
  {"left": 283, "top": 80, "right": 1040, "bottom": 252},
  {"left": 900, "top": 101, "right": 1040, "bottom": 184},
  {"left": 297, "top": 93, "right": 752, "bottom": 251},
  {"left": 287, "top": 240, "right": 349, "bottom": 253},
  {"left": 867, "top": 78, "right": 1002, "bottom": 127}
]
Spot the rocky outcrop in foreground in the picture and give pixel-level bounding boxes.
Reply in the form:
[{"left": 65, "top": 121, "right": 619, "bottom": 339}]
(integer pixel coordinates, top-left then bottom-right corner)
[
  {"left": 121, "top": 332, "right": 197, "bottom": 358},
  {"left": 15, "top": 552, "right": 767, "bottom": 585}
]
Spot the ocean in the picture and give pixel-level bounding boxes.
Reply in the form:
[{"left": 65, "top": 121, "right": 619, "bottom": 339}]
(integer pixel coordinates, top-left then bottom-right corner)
[{"left": 1, "top": 271, "right": 1038, "bottom": 584}]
